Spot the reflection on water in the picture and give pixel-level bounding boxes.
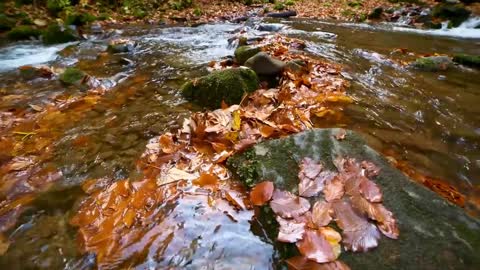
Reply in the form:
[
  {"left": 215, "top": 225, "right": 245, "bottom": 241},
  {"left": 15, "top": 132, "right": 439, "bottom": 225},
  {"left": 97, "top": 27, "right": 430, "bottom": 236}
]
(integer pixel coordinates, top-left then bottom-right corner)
[{"left": 0, "top": 19, "right": 479, "bottom": 269}]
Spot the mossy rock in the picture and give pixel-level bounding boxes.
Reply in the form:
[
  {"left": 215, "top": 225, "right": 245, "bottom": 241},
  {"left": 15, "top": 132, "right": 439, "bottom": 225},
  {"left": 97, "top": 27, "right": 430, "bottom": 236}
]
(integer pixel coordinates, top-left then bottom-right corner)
[
  {"left": 7, "top": 25, "right": 41, "bottom": 40},
  {"left": 59, "top": 67, "right": 85, "bottom": 85},
  {"left": 42, "top": 24, "right": 77, "bottom": 44},
  {"left": 65, "top": 12, "right": 97, "bottom": 26},
  {"left": 234, "top": 45, "right": 262, "bottom": 65},
  {"left": 411, "top": 56, "right": 452, "bottom": 71},
  {"left": 181, "top": 68, "right": 259, "bottom": 109},
  {"left": 368, "top": 7, "right": 383, "bottom": 19},
  {"left": 453, "top": 54, "right": 480, "bottom": 68},
  {"left": 0, "top": 14, "right": 16, "bottom": 32},
  {"left": 227, "top": 128, "right": 480, "bottom": 269},
  {"left": 432, "top": 3, "right": 471, "bottom": 27},
  {"left": 47, "top": 0, "right": 71, "bottom": 14}
]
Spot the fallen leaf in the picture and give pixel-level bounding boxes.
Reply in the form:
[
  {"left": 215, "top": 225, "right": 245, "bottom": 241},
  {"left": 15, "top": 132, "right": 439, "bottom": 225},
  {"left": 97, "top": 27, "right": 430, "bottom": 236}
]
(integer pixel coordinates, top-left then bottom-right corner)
[
  {"left": 270, "top": 190, "right": 311, "bottom": 219},
  {"left": 359, "top": 178, "right": 382, "bottom": 203},
  {"left": 276, "top": 216, "right": 305, "bottom": 243},
  {"left": 224, "top": 189, "right": 246, "bottom": 210},
  {"left": 299, "top": 158, "right": 323, "bottom": 179},
  {"left": 361, "top": 161, "right": 381, "bottom": 178},
  {"left": 159, "top": 133, "right": 177, "bottom": 154},
  {"left": 158, "top": 167, "right": 198, "bottom": 186},
  {"left": 311, "top": 200, "right": 332, "bottom": 227},
  {"left": 296, "top": 229, "right": 340, "bottom": 263},
  {"left": 250, "top": 181, "right": 274, "bottom": 206},
  {"left": 29, "top": 104, "right": 43, "bottom": 112},
  {"left": 193, "top": 173, "right": 219, "bottom": 187},
  {"left": 323, "top": 176, "right": 345, "bottom": 202}
]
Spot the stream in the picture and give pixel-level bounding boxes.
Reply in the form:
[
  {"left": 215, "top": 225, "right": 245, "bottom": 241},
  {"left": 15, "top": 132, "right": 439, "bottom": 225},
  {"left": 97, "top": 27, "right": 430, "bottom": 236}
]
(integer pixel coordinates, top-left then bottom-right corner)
[{"left": 0, "top": 18, "right": 479, "bottom": 269}]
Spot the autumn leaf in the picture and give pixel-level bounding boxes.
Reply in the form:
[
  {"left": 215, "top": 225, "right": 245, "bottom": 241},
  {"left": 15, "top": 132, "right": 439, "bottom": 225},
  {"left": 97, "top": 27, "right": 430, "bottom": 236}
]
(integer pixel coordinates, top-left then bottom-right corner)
[
  {"left": 311, "top": 200, "right": 332, "bottom": 227},
  {"left": 359, "top": 178, "right": 383, "bottom": 203},
  {"left": 276, "top": 216, "right": 306, "bottom": 243},
  {"left": 296, "top": 228, "right": 341, "bottom": 263},
  {"left": 158, "top": 167, "right": 198, "bottom": 186},
  {"left": 270, "top": 190, "right": 311, "bottom": 219},
  {"left": 250, "top": 181, "right": 274, "bottom": 206},
  {"left": 223, "top": 189, "right": 246, "bottom": 210},
  {"left": 193, "top": 173, "right": 219, "bottom": 187},
  {"left": 159, "top": 133, "right": 177, "bottom": 154},
  {"left": 323, "top": 176, "right": 345, "bottom": 202},
  {"left": 361, "top": 161, "right": 381, "bottom": 178},
  {"left": 299, "top": 157, "right": 323, "bottom": 179}
]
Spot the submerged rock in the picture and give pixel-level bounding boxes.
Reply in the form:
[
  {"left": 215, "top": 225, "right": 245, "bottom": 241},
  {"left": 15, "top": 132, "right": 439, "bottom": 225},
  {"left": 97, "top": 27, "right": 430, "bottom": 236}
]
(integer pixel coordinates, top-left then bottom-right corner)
[
  {"left": 266, "top": 10, "right": 297, "bottom": 18},
  {"left": 42, "top": 24, "right": 78, "bottom": 44},
  {"left": 244, "top": 52, "right": 286, "bottom": 76},
  {"left": 107, "top": 40, "right": 136, "bottom": 54},
  {"left": 7, "top": 26, "right": 41, "bottom": 40},
  {"left": 234, "top": 45, "right": 262, "bottom": 65},
  {"left": 453, "top": 54, "right": 480, "bottom": 68},
  {"left": 432, "top": 3, "right": 471, "bottom": 27},
  {"left": 181, "top": 68, "right": 259, "bottom": 109},
  {"left": 227, "top": 128, "right": 480, "bottom": 269},
  {"left": 18, "top": 65, "right": 54, "bottom": 80},
  {"left": 411, "top": 56, "right": 453, "bottom": 71}
]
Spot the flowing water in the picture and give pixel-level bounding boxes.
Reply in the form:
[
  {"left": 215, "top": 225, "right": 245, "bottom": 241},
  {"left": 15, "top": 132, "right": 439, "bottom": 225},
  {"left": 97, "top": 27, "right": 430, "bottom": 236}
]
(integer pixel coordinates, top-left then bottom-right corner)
[{"left": 0, "top": 19, "right": 479, "bottom": 269}]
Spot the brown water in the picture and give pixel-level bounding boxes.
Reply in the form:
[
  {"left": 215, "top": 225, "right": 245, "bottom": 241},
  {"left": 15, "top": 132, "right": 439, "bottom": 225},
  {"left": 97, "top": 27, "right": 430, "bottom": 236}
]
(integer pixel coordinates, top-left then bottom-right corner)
[{"left": 0, "top": 19, "right": 479, "bottom": 269}]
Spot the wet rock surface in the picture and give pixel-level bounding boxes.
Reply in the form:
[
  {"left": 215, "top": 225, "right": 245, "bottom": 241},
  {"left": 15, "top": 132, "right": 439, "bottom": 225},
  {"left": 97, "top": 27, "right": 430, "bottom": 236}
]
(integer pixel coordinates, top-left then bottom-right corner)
[
  {"left": 244, "top": 52, "right": 286, "bottom": 75},
  {"left": 228, "top": 128, "right": 480, "bottom": 269}
]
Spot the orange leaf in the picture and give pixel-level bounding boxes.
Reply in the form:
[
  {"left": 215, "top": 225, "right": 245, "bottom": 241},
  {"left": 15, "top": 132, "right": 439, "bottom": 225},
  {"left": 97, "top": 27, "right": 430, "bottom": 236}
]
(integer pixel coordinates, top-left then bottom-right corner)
[
  {"left": 193, "top": 173, "right": 219, "bottom": 187},
  {"left": 250, "top": 181, "right": 274, "bottom": 206}
]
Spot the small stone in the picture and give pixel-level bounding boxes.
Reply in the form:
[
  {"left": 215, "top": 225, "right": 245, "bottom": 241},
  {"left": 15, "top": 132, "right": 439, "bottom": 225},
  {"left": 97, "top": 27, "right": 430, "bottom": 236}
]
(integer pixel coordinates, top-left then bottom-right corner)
[
  {"left": 33, "top": 19, "right": 48, "bottom": 27},
  {"left": 437, "top": 75, "right": 447, "bottom": 80}
]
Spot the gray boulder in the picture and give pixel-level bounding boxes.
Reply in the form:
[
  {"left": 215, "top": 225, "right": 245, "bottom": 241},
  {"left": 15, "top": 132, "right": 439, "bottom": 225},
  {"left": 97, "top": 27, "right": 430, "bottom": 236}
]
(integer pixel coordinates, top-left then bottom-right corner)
[
  {"left": 234, "top": 45, "right": 262, "bottom": 65},
  {"left": 244, "top": 52, "right": 286, "bottom": 76},
  {"left": 227, "top": 128, "right": 480, "bottom": 269}
]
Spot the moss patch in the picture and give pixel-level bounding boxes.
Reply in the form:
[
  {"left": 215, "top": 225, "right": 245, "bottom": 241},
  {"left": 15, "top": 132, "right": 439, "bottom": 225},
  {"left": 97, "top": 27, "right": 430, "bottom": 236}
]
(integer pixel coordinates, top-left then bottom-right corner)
[
  {"left": 0, "top": 14, "right": 16, "bottom": 32},
  {"left": 42, "top": 24, "right": 77, "bottom": 44},
  {"left": 7, "top": 25, "right": 41, "bottom": 40},
  {"left": 181, "top": 68, "right": 259, "bottom": 109},
  {"left": 59, "top": 67, "right": 85, "bottom": 85},
  {"left": 432, "top": 3, "right": 471, "bottom": 27},
  {"left": 453, "top": 54, "right": 480, "bottom": 68},
  {"left": 234, "top": 45, "right": 262, "bottom": 65}
]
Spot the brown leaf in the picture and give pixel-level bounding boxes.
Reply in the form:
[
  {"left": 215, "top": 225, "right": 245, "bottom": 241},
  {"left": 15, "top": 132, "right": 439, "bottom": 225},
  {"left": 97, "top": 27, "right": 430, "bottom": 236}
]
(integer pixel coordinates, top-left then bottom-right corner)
[
  {"left": 351, "top": 195, "right": 399, "bottom": 239},
  {"left": 361, "top": 161, "right": 380, "bottom": 178},
  {"left": 159, "top": 133, "right": 177, "bottom": 154},
  {"left": 359, "top": 178, "right": 382, "bottom": 203},
  {"left": 311, "top": 200, "right": 332, "bottom": 227},
  {"left": 332, "top": 200, "right": 380, "bottom": 252},
  {"left": 286, "top": 256, "right": 351, "bottom": 270},
  {"left": 299, "top": 158, "right": 323, "bottom": 179},
  {"left": 276, "top": 216, "right": 306, "bottom": 243},
  {"left": 250, "top": 181, "right": 274, "bottom": 206},
  {"left": 270, "top": 190, "right": 311, "bottom": 219},
  {"left": 233, "top": 138, "right": 256, "bottom": 152},
  {"left": 223, "top": 189, "right": 246, "bottom": 210},
  {"left": 323, "top": 176, "right": 345, "bottom": 202},
  {"left": 296, "top": 229, "right": 340, "bottom": 263}
]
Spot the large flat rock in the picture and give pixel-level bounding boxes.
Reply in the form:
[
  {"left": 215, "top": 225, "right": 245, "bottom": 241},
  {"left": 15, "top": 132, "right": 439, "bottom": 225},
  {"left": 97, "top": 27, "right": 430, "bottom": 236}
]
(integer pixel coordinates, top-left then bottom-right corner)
[{"left": 228, "top": 128, "right": 480, "bottom": 269}]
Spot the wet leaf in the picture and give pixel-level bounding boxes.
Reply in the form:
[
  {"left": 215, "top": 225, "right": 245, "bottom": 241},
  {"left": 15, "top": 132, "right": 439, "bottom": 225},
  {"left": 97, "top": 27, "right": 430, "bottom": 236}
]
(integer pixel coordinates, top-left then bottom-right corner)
[
  {"left": 193, "top": 173, "right": 219, "bottom": 187},
  {"left": 250, "top": 181, "right": 274, "bottom": 206},
  {"left": 223, "top": 189, "right": 246, "bottom": 210},
  {"left": 299, "top": 158, "right": 323, "bottom": 179},
  {"left": 323, "top": 176, "right": 345, "bottom": 202},
  {"left": 359, "top": 178, "right": 382, "bottom": 203},
  {"left": 361, "top": 161, "right": 380, "bottom": 178},
  {"left": 158, "top": 167, "right": 198, "bottom": 186},
  {"left": 296, "top": 229, "right": 340, "bottom": 263},
  {"left": 270, "top": 190, "right": 311, "bottom": 219},
  {"left": 286, "top": 256, "right": 351, "bottom": 270},
  {"left": 159, "top": 133, "right": 177, "bottom": 154},
  {"left": 311, "top": 200, "right": 332, "bottom": 227},
  {"left": 276, "top": 216, "right": 305, "bottom": 243}
]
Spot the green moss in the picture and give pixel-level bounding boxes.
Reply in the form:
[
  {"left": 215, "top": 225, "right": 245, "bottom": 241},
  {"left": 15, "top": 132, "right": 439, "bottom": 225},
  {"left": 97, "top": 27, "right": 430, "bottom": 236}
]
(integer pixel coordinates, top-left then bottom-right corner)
[
  {"left": 0, "top": 14, "right": 16, "bottom": 32},
  {"left": 7, "top": 25, "right": 41, "bottom": 40},
  {"left": 285, "top": 0, "right": 295, "bottom": 6},
  {"left": 59, "top": 67, "right": 85, "bottom": 85},
  {"left": 412, "top": 56, "right": 452, "bottom": 71},
  {"left": 227, "top": 149, "right": 260, "bottom": 188},
  {"left": 65, "top": 12, "right": 96, "bottom": 26},
  {"left": 234, "top": 45, "right": 261, "bottom": 65},
  {"left": 274, "top": 3, "right": 285, "bottom": 10},
  {"left": 181, "top": 68, "right": 259, "bottom": 109},
  {"left": 193, "top": 7, "right": 202, "bottom": 16},
  {"left": 132, "top": 8, "right": 146, "bottom": 19},
  {"left": 453, "top": 54, "right": 480, "bottom": 68},
  {"left": 432, "top": 3, "right": 471, "bottom": 27},
  {"left": 42, "top": 24, "right": 77, "bottom": 44}
]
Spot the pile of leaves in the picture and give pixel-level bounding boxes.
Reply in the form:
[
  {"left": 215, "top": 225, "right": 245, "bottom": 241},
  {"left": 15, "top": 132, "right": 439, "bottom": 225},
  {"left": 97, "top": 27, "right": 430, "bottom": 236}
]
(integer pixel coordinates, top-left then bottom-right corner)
[
  {"left": 70, "top": 35, "right": 354, "bottom": 267},
  {"left": 250, "top": 156, "right": 399, "bottom": 269}
]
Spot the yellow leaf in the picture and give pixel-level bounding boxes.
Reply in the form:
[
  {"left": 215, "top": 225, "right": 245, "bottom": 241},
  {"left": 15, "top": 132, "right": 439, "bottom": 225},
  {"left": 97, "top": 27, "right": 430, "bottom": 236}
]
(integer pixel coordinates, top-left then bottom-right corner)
[{"left": 232, "top": 110, "right": 241, "bottom": 131}]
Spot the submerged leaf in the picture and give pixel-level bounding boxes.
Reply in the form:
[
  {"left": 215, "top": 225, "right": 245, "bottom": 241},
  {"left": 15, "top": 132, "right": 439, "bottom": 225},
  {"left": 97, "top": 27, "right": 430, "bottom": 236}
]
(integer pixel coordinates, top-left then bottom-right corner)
[
  {"left": 193, "top": 173, "right": 219, "bottom": 187},
  {"left": 270, "top": 190, "right": 311, "bottom": 219},
  {"left": 286, "top": 256, "right": 351, "bottom": 270},
  {"left": 250, "top": 181, "right": 274, "bottom": 206},
  {"left": 276, "top": 216, "right": 306, "bottom": 243},
  {"left": 158, "top": 167, "right": 198, "bottom": 186}
]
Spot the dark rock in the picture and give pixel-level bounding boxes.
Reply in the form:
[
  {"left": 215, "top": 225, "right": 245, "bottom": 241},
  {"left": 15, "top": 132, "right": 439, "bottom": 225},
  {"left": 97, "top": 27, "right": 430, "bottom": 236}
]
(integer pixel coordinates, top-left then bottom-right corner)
[
  {"left": 411, "top": 56, "right": 453, "bottom": 71},
  {"left": 453, "top": 54, "right": 480, "bottom": 68},
  {"left": 227, "top": 128, "right": 480, "bottom": 269},
  {"left": 42, "top": 24, "right": 78, "bottom": 44},
  {"left": 423, "top": 21, "right": 443, "bottom": 29},
  {"left": 7, "top": 25, "right": 41, "bottom": 40},
  {"left": 107, "top": 41, "right": 136, "bottom": 54},
  {"left": 65, "top": 12, "right": 97, "bottom": 26},
  {"left": 285, "top": 59, "right": 306, "bottom": 73},
  {"left": 181, "top": 68, "right": 259, "bottom": 109},
  {"left": 256, "top": 23, "right": 285, "bottom": 32},
  {"left": 244, "top": 52, "right": 286, "bottom": 76},
  {"left": 18, "top": 65, "right": 54, "bottom": 80},
  {"left": 266, "top": 10, "right": 297, "bottom": 18},
  {"left": 368, "top": 7, "right": 384, "bottom": 19},
  {"left": 432, "top": 3, "right": 471, "bottom": 27},
  {"left": 231, "top": 16, "right": 249, "bottom": 23},
  {"left": 234, "top": 45, "right": 262, "bottom": 65}
]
